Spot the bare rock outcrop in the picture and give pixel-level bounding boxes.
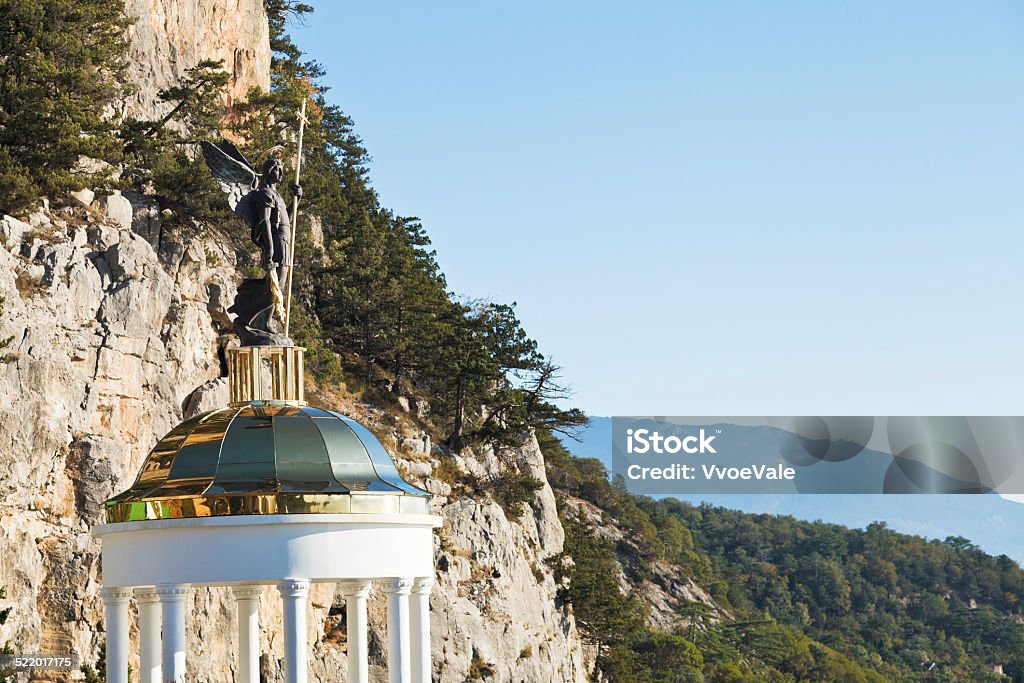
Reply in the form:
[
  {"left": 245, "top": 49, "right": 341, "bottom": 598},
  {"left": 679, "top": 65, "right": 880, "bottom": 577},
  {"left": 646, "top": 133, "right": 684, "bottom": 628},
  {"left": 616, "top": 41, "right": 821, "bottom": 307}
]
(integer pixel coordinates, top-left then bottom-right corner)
[
  {"left": 418, "top": 437, "right": 586, "bottom": 682},
  {"left": 122, "top": 0, "right": 272, "bottom": 120},
  {"left": 0, "top": 199, "right": 590, "bottom": 682},
  {"left": 0, "top": 200, "right": 236, "bottom": 676}
]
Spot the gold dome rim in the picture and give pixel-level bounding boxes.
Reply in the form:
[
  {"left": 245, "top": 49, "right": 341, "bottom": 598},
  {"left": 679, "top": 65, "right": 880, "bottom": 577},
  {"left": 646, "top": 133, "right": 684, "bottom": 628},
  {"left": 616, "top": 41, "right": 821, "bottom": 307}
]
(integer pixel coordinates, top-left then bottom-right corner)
[{"left": 104, "top": 491, "right": 430, "bottom": 523}]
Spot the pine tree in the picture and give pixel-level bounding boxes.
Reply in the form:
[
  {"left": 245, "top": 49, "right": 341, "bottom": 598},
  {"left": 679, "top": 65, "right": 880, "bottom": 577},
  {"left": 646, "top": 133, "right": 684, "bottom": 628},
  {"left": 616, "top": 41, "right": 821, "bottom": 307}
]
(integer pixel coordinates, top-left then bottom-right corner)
[
  {"left": 552, "top": 514, "right": 649, "bottom": 673},
  {"left": 384, "top": 216, "right": 449, "bottom": 394},
  {"left": 420, "top": 301, "right": 542, "bottom": 449},
  {"left": 424, "top": 301, "right": 495, "bottom": 450},
  {"left": 0, "top": 0, "right": 132, "bottom": 212},
  {"left": 121, "top": 60, "right": 233, "bottom": 220},
  {"left": 519, "top": 358, "right": 588, "bottom": 438}
]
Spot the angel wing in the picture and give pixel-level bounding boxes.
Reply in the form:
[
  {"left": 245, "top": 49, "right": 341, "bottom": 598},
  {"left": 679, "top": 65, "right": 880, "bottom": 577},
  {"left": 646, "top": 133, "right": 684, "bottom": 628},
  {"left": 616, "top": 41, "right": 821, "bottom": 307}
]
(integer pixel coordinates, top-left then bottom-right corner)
[{"left": 200, "top": 140, "right": 258, "bottom": 213}]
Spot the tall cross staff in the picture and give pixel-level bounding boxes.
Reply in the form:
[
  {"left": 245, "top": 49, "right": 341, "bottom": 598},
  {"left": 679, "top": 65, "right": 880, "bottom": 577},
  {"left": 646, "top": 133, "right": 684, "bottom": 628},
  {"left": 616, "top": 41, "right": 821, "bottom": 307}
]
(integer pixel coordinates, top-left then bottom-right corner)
[{"left": 284, "top": 98, "right": 308, "bottom": 338}]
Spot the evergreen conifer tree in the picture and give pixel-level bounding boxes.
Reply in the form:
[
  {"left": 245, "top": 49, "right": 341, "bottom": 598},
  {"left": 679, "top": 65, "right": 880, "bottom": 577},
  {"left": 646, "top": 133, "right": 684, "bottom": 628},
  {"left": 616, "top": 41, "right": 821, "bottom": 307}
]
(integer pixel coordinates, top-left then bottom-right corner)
[{"left": 0, "top": 0, "right": 132, "bottom": 212}]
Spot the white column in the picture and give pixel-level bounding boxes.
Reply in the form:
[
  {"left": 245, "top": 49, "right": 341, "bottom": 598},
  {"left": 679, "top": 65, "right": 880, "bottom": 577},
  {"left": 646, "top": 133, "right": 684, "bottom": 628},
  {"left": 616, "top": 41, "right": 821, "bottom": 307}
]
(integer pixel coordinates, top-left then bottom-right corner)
[
  {"left": 134, "top": 588, "right": 162, "bottom": 683},
  {"left": 384, "top": 578, "right": 413, "bottom": 683},
  {"left": 409, "top": 577, "right": 434, "bottom": 683},
  {"left": 233, "top": 586, "right": 263, "bottom": 683},
  {"left": 100, "top": 587, "right": 132, "bottom": 683},
  {"left": 278, "top": 579, "right": 311, "bottom": 683},
  {"left": 156, "top": 584, "right": 189, "bottom": 683},
  {"left": 339, "top": 580, "right": 372, "bottom": 683}
]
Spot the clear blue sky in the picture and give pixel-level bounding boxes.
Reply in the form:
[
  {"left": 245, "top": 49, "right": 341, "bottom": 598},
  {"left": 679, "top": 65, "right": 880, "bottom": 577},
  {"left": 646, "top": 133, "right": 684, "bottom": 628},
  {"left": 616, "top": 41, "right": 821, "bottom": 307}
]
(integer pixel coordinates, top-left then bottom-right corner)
[{"left": 293, "top": 2, "right": 1024, "bottom": 416}]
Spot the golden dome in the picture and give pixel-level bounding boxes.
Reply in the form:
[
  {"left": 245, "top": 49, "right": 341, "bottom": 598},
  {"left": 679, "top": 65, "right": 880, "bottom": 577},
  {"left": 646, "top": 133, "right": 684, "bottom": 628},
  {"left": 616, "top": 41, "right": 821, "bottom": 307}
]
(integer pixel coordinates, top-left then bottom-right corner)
[{"left": 104, "top": 347, "right": 430, "bottom": 522}]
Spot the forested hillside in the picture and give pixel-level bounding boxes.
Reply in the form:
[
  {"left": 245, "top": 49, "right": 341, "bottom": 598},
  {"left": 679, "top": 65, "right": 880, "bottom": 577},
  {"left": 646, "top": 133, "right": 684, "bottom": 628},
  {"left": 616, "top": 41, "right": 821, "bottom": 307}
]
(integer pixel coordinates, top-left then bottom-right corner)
[{"left": 544, "top": 432, "right": 1024, "bottom": 682}]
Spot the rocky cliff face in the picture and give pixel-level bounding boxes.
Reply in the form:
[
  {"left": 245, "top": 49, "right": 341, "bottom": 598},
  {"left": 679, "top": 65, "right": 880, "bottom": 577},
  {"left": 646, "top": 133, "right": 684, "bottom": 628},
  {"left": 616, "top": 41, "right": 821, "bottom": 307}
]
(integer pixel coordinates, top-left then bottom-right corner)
[
  {"left": 0, "top": 4, "right": 592, "bottom": 680},
  {"left": 426, "top": 437, "right": 587, "bottom": 683},
  {"left": 121, "top": 0, "right": 271, "bottom": 120},
  {"left": 0, "top": 196, "right": 237, "bottom": 677},
  {"left": 0, "top": 196, "right": 589, "bottom": 681}
]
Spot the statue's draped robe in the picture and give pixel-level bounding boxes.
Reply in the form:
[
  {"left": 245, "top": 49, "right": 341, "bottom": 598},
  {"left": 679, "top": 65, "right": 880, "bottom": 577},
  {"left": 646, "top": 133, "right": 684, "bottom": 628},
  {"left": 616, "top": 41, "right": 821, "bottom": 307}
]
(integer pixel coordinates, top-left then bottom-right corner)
[{"left": 228, "top": 185, "right": 293, "bottom": 346}]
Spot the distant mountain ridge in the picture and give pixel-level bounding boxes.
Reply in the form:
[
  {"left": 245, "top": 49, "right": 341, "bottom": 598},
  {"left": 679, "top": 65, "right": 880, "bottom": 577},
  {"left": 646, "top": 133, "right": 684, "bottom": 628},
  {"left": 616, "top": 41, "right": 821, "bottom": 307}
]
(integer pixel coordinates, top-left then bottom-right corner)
[{"left": 565, "top": 416, "right": 1024, "bottom": 564}]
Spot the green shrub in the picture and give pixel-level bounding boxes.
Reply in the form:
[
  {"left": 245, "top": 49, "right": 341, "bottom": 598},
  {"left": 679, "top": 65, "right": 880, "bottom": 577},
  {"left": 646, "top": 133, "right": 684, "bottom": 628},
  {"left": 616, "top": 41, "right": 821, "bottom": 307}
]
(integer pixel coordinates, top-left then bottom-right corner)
[{"left": 489, "top": 472, "right": 543, "bottom": 520}]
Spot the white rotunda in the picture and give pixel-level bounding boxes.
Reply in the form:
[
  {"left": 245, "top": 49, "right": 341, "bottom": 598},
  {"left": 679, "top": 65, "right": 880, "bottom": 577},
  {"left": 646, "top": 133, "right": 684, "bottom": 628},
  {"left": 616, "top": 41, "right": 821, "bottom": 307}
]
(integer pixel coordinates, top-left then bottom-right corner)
[{"left": 93, "top": 346, "right": 441, "bottom": 683}]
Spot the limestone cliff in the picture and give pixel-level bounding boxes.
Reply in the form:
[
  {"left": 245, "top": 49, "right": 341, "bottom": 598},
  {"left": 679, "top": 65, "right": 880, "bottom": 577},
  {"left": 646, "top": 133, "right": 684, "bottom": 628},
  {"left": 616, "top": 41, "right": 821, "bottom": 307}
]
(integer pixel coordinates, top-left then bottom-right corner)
[
  {"left": 0, "top": 4, "right": 592, "bottom": 680},
  {"left": 121, "top": 0, "right": 271, "bottom": 120},
  {"left": 0, "top": 198, "right": 589, "bottom": 682}
]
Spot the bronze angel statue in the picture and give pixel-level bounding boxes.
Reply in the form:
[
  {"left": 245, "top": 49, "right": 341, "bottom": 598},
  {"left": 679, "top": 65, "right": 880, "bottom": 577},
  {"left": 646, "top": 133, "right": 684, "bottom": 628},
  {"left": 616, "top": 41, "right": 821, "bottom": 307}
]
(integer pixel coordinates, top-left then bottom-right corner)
[{"left": 201, "top": 140, "right": 301, "bottom": 346}]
